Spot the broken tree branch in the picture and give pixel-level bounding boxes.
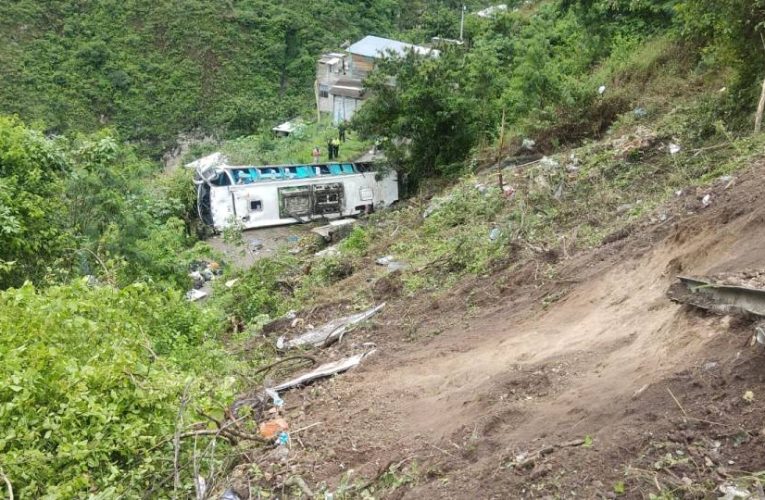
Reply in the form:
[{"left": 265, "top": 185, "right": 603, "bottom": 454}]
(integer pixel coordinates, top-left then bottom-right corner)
[
  {"left": 173, "top": 382, "right": 192, "bottom": 498},
  {"left": 250, "top": 355, "right": 318, "bottom": 378},
  {"left": 0, "top": 469, "right": 13, "bottom": 500},
  {"left": 667, "top": 387, "right": 689, "bottom": 419},
  {"left": 756, "top": 75, "right": 765, "bottom": 134}
]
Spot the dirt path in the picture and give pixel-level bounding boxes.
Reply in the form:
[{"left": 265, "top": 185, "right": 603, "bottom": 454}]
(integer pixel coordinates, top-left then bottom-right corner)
[{"left": 239, "top": 166, "right": 765, "bottom": 498}]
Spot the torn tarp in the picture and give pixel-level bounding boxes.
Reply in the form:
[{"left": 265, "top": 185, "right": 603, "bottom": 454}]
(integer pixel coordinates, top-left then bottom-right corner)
[
  {"left": 276, "top": 303, "right": 385, "bottom": 350},
  {"left": 273, "top": 351, "right": 375, "bottom": 391}
]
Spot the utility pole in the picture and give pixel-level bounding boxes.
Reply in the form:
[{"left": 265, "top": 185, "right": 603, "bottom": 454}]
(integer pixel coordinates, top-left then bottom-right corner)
[{"left": 460, "top": 4, "right": 466, "bottom": 41}]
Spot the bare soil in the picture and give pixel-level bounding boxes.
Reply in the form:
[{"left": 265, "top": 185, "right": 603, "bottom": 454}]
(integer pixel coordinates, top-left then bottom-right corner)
[{"left": 232, "top": 164, "right": 765, "bottom": 498}]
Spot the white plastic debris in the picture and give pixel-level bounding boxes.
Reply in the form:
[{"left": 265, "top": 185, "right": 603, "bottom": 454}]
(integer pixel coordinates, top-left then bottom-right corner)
[
  {"left": 702, "top": 194, "right": 712, "bottom": 207},
  {"left": 718, "top": 483, "right": 751, "bottom": 500},
  {"left": 669, "top": 143, "right": 682, "bottom": 155},
  {"left": 273, "top": 351, "right": 375, "bottom": 391},
  {"left": 540, "top": 156, "right": 560, "bottom": 169},
  {"left": 314, "top": 245, "right": 340, "bottom": 258},
  {"left": 376, "top": 255, "right": 408, "bottom": 272},
  {"left": 522, "top": 138, "right": 536, "bottom": 150},
  {"left": 186, "top": 289, "right": 208, "bottom": 302},
  {"left": 376, "top": 255, "right": 394, "bottom": 266},
  {"left": 489, "top": 227, "right": 502, "bottom": 241},
  {"left": 755, "top": 325, "right": 765, "bottom": 345},
  {"left": 265, "top": 388, "right": 285, "bottom": 408},
  {"left": 225, "top": 278, "right": 240, "bottom": 288},
  {"left": 598, "top": 85, "right": 607, "bottom": 95}
]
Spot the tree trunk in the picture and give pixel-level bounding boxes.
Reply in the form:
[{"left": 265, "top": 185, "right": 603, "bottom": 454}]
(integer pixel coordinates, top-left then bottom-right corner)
[{"left": 755, "top": 76, "right": 765, "bottom": 133}]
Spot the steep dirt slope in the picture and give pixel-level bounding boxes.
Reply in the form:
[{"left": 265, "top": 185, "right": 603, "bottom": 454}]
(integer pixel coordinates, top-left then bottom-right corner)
[{"left": 242, "top": 163, "right": 765, "bottom": 498}]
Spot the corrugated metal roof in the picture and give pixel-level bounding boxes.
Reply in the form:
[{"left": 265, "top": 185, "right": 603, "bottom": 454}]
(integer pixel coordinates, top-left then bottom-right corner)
[{"left": 347, "top": 35, "right": 439, "bottom": 59}]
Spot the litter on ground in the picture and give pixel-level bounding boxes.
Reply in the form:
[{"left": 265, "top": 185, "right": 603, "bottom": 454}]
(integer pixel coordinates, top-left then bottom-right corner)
[
  {"left": 277, "top": 303, "right": 385, "bottom": 350},
  {"left": 273, "top": 351, "right": 375, "bottom": 392}
]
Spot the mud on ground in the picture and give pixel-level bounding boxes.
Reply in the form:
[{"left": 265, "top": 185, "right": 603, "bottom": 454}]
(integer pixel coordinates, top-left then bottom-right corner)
[{"left": 229, "top": 163, "right": 765, "bottom": 499}]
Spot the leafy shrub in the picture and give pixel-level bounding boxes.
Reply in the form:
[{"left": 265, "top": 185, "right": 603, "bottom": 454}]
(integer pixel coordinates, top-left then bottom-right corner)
[
  {"left": 339, "top": 227, "right": 371, "bottom": 255},
  {"left": 0, "top": 280, "right": 233, "bottom": 497},
  {"left": 218, "top": 256, "right": 299, "bottom": 325}
]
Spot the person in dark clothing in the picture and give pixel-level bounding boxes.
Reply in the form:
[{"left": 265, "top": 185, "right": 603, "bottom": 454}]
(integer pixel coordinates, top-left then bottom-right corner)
[
  {"left": 327, "top": 138, "right": 334, "bottom": 160},
  {"left": 338, "top": 122, "right": 347, "bottom": 142}
]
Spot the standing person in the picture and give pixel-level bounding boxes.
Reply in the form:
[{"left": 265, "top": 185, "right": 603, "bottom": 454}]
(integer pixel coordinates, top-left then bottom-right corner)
[
  {"left": 326, "top": 138, "right": 334, "bottom": 160},
  {"left": 312, "top": 146, "right": 321, "bottom": 164},
  {"left": 332, "top": 138, "right": 341, "bottom": 160},
  {"left": 338, "top": 121, "right": 347, "bottom": 142}
]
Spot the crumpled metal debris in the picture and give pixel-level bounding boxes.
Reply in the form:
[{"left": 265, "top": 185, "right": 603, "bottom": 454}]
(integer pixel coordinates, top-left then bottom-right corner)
[
  {"left": 277, "top": 303, "right": 386, "bottom": 350},
  {"left": 273, "top": 351, "right": 375, "bottom": 391}
]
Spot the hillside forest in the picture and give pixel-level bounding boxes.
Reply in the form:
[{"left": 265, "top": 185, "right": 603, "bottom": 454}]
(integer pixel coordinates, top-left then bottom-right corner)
[{"left": 3, "top": 0, "right": 765, "bottom": 496}]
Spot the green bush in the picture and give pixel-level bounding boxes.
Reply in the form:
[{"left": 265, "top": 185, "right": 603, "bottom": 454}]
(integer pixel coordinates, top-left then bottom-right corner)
[{"left": 0, "top": 280, "right": 233, "bottom": 497}]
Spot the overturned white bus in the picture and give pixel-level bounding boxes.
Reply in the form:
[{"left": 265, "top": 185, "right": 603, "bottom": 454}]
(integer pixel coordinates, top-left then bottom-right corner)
[{"left": 189, "top": 154, "right": 399, "bottom": 230}]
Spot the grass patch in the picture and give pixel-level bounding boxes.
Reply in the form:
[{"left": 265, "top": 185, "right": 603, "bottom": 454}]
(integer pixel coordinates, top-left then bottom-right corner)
[{"left": 221, "top": 117, "right": 372, "bottom": 165}]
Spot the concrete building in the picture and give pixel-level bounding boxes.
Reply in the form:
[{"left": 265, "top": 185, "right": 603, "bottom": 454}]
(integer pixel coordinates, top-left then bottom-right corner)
[
  {"left": 316, "top": 36, "right": 439, "bottom": 124},
  {"left": 316, "top": 52, "right": 348, "bottom": 114}
]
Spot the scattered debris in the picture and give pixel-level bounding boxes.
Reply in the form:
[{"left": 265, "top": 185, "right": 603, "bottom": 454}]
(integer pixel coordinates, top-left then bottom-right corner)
[
  {"left": 249, "top": 238, "right": 264, "bottom": 251},
  {"left": 259, "top": 418, "right": 289, "bottom": 440},
  {"left": 522, "top": 138, "right": 536, "bottom": 151},
  {"left": 669, "top": 143, "right": 682, "bottom": 155},
  {"left": 633, "top": 107, "right": 647, "bottom": 118},
  {"left": 743, "top": 390, "right": 755, "bottom": 404},
  {"left": 312, "top": 219, "right": 357, "bottom": 242},
  {"left": 632, "top": 384, "right": 649, "bottom": 399},
  {"left": 756, "top": 325, "right": 765, "bottom": 345},
  {"left": 277, "top": 303, "right": 385, "bottom": 350},
  {"left": 185, "top": 289, "right": 208, "bottom": 302},
  {"left": 508, "top": 439, "right": 587, "bottom": 469},
  {"left": 225, "top": 278, "right": 240, "bottom": 288},
  {"left": 489, "top": 227, "right": 502, "bottom": 241},
  {"left": 221, "top": 489, "right": 241, "bottom": 500},
  {"left": 702, "top": 194, "right": 712, "bottom": 207},
  {"left": 598, "top": 85, "right": 607, "bottom": 95},
  {"left": 612, "top": 126, "right": 658, "bottom": 158},
  {"left": 273, "top": 351, "right": 375, "bottom": 392},
  {"left": 314, "top": 245, "right": 340, "bottom": 258},
  {"left": 376, "top": 255, "right": 408, "bottom": 272},
  {"left": 540, "top": 156, "right": 560, "bottom": 170},
  {"left": 188, "top": 260, "right": 223, "bottom": 289},
  {"left": 668, "top": 274, "right": 765, "bottom": 318},
  {"left": 718, "top": 483, "right": 752, "bottom": 500},
  {"left": 265, "top": 388, "right": 284, "bottom": 408}
]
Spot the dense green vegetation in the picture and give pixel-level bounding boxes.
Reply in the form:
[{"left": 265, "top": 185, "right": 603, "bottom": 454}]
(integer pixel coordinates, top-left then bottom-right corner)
[
  {"left": 3, "top": 0, "right": 765, "bottom": 496},
  {"left": 0, "top": 116, "right": 202, "bottom": 290},
  {"left": 0, "top": 281, "right": 234, "bottom": 497},
  {"left": 354, "top": 0, "right": 765, "bottom": 184},
  {"left": 0, "top": 0, "right": 485, "bottom": 155}
]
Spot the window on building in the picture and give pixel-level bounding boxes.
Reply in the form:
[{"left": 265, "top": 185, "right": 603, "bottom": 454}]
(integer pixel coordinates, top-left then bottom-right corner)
[
  {"left": 319, "top": 84, "right": 329, "bottom": 98},
  {"left": 249, "top": 200, "right": 263, "bottom": 212}
]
